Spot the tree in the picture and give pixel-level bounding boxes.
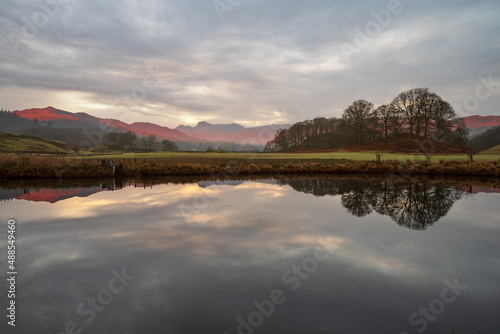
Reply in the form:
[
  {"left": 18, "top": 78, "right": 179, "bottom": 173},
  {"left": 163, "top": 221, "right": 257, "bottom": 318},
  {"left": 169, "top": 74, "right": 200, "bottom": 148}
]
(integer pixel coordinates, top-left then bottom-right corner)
[
  {"left": 264, "top": 140, "right": 277, "bottom": 152},
  {"left": 162, "top": 139, "right": 178, "bottom": 151},
  {"left": 391, "top": 88, "right": 423, "bottom": 140},
  {"left": 342, "top": 100, "right": 373, "bottom": 145},
  {"left": 432, "top": 99, "right": 456, "bottom": 136},
  {"left": 376, "top": 104, "right": 392, "bottom": 145},
  {"left": 451, "top": 118, "right": 470, "bottom": 148},
  {"left": 121, "top": 131, "right": 137, "bottom": 149},
  {"left": 147, "top": 135, "right": 157, "bottom": 150},
  {"left": 274, "top": 128, "right": 289, "bottom": 151},
  {"left": 366, "top": 110, "right": 381, "bottom": 142},
  {"left": 106, "top": 132, "right": 120, "bottom": 145}
]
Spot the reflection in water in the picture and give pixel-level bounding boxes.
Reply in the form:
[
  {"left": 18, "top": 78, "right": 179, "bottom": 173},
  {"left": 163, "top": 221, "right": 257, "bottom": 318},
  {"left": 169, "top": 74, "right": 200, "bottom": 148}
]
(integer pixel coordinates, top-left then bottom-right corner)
[
  {"left": 0, "top": 175, "right": 499, "bottom": 333},
  {"left": 278, "top": 178, "right": 470, "bottom": 230},
  {"left": 1, "top": 176, "right": 498, "bottom": 230}
]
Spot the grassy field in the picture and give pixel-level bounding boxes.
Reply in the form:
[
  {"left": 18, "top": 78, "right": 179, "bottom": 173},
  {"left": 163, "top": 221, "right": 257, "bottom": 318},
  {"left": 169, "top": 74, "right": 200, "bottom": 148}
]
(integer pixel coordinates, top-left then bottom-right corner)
[
  {"left": 0, "top": 133, "right": 71, "bottom": 153},
  {"left": 87, "top": 150, "right": 500, "bottom": 162}
]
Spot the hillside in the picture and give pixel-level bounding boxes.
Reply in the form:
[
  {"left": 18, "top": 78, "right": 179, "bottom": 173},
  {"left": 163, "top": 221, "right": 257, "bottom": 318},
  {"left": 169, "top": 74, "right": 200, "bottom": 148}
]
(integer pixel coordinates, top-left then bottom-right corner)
[
  {"left": 0, "top": 133, "right": 72, "bottom": 153},
  {"left": 480, "top": 144, "right": 500, "bottom": 155},
  {"left": 469, "top": 125, "right": 500, "bottom": 152}
]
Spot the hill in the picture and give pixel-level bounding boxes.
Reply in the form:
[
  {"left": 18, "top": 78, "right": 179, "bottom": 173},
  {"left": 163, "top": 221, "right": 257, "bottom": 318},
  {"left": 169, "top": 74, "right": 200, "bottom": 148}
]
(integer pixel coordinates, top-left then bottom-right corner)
[
  {"left": 0, "top": 133, "right": 72, "bottom": 153},
  {"left": 469, "top": 125, "right": 500, "bottom": 152},
  {"left": 480, "top": 144, "right": 500, "bottom": 155}
]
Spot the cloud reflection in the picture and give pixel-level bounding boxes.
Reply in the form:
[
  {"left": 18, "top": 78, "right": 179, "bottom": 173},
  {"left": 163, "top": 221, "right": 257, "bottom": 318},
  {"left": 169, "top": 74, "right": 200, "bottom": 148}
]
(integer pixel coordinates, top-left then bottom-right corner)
[{"left": 0, "top": 178, "right": 499, "bottom": 333}]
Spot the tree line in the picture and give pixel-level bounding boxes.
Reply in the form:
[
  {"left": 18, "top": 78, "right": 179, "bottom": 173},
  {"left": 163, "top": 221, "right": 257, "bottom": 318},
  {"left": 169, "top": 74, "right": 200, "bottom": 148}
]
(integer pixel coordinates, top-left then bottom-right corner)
[
  {"left": 105, "top": 131, "right": 179, "bottom": 151},
  {"left": 265, "top": 88, "right": 469, "bottom": 152}
]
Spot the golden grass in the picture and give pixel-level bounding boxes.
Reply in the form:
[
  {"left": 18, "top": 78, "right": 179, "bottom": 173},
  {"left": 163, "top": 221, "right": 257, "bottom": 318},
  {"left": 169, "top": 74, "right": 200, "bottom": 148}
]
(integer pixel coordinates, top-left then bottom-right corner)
[{"left": 1, "top": 155, "right": 499, "bottom": 179}]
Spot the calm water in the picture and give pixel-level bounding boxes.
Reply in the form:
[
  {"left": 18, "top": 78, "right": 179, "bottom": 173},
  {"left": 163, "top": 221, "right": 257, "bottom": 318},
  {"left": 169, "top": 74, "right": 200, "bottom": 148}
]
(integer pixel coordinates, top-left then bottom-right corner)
[{"left": 1, "top": 176, "right": 499, "bottom": 334}]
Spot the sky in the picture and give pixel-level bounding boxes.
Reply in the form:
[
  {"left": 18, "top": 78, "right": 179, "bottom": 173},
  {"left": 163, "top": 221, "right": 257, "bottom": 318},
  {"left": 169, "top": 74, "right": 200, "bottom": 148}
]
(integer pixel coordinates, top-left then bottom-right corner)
[{"left": 1, "top": 0, "right": 499, "bottom": 128}]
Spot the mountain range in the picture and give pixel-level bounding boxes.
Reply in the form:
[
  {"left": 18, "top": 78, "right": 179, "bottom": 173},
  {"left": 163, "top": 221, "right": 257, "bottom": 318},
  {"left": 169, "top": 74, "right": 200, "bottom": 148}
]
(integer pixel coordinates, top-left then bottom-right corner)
[
  {"left": 461, "top": 115, "right": 500, "bottom": 136},
  {"left": 2, "top": 107, "right": 500, "bottom": 147},
  {"left": 7, "top": 107, "right": 288, "bottom": 146}
]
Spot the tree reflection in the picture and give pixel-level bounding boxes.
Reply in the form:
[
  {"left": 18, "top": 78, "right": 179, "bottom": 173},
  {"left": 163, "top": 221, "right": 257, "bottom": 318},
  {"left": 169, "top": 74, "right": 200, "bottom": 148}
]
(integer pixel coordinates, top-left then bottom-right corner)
[{"left": 278, "top": 178, "right": 469, "bottom": 230}]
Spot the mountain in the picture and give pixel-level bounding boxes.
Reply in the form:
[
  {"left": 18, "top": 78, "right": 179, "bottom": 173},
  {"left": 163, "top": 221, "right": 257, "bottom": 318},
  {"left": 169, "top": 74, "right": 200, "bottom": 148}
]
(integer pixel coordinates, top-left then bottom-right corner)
[
  {"left": 12, "top": 107, "right": 191, "bottom": 142},
  {"left": 10, "top": 107, "right": 288, "bottom": 146},
  {"left": 462, "top": 115, "right": 500, "bottom": 136},
  {"left": 175, "top": 121, "right": 290, "bottom": 145}
]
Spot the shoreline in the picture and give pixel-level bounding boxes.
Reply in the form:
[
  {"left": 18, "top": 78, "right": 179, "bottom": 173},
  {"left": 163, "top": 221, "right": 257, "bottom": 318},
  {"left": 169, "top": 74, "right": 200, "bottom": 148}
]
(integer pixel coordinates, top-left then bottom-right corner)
[
  {"left": 1, "top": 173, "right": 499, "bottom": 189},
  {"left": 1, "top": 156, "right": 499, "bottom": 179}
]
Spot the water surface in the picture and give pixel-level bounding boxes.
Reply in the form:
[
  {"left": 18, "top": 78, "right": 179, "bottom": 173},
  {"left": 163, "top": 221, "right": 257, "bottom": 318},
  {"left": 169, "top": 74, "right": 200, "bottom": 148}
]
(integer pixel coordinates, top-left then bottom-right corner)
[{"left": 1, "top": 176, "right": 499, "bottom": 334}]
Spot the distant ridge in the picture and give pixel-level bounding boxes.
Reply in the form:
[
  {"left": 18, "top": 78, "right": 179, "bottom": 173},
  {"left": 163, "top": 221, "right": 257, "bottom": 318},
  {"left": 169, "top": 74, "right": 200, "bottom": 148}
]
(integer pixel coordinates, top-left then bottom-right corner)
[
  {"left": 462, "top": 115, "right": 500, "bottom": 136},
  {"left": 11, "top": 107, "right": 291, "bottom": 145},
  {"left": 12, "top": 107, "right": 191, "bottom": 142},
  {"left": 175, "top": 121, "right": 291, "bottom": 145}
]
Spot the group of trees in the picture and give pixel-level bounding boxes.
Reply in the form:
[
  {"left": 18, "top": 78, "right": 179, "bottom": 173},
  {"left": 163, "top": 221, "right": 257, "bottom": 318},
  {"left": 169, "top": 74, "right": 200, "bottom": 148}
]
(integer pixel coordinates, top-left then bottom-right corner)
[
  {"left": 265, "top": 88, "right": 469, "bottom": 151},
  {"left": 105, "top": 131, "right": 178, "bottom": 151},
  {"left": 0, "top": 110, "right": 38, "bottom": 133}
]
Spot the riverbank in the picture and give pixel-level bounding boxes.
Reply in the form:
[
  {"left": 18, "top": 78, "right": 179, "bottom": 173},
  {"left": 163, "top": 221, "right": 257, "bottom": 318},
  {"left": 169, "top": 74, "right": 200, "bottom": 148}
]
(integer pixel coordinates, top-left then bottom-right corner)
[{"left": 1, "top": 156, "right": 499, "bottom": 179}]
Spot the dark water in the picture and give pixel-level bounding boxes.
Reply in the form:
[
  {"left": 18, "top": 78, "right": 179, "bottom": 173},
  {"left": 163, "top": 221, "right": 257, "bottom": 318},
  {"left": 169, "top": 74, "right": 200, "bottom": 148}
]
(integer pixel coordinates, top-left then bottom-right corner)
[{"left": 1, "top": 176, "right": 499, "bottom": 334}]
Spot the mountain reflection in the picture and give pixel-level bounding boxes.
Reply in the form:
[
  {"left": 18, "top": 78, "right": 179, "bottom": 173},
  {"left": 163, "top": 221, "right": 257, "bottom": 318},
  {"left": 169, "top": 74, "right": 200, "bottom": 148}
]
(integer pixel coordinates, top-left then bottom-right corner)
[{"left": 277, "top": 177, "right": 475, "bottom": 230}]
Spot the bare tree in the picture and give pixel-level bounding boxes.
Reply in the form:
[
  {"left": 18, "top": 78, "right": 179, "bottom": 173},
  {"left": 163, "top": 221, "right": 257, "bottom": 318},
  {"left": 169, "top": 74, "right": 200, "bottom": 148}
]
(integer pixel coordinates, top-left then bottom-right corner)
[
  {"left": 376, "top": 104, "right": 392, "bottom": 145},
  {"left": 391, "top": 88, "right": 427, "bottom": 140},
  {"left": 343, "top": 100, "right": 373, "bottom": 145}
]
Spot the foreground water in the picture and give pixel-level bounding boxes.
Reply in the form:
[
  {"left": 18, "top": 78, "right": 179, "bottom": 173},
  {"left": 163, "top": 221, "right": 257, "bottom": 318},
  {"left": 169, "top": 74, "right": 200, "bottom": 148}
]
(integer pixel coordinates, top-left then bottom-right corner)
[{"left": 1, "top": 176, "right": 499, "bottom": 334}]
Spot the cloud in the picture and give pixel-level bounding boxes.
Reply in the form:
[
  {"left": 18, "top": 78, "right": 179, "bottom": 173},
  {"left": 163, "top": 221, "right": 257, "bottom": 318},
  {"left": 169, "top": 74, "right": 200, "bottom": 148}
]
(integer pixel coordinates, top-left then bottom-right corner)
[{"left": 0, "top": 0, "right": 499, "bottom": 127}]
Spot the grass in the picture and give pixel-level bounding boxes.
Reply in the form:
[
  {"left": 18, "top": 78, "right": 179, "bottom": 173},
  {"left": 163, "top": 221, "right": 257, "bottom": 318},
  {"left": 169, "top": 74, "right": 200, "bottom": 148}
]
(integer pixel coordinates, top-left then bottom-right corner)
[
  {"left": 0, "top": 133, "right": 71, "bottom": 153},
  {"left": 480, "top": 144, "right": 500, "bottom": 155},
  {"left": 1, "top": 154, "right": 499, "bottom": 179}
]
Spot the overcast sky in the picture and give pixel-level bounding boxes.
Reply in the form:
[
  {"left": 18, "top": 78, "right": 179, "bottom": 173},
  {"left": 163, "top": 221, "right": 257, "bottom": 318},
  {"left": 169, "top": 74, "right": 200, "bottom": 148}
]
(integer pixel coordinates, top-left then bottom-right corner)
[{"left": 1, "top": 0, "right": 499, "bottom": 128}]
